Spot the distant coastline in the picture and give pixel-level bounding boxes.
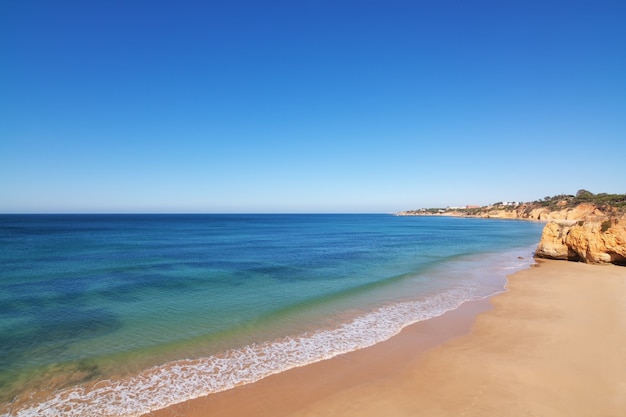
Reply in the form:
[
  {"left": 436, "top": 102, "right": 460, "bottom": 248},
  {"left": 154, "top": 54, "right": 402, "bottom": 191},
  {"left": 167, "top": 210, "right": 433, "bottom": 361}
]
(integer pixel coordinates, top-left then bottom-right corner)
[
  {"left": 397, "top": 189, "right": 625, "bottom": 220},
  {"left": 398, "top": 190, "right": 626, "bottom": 266}
]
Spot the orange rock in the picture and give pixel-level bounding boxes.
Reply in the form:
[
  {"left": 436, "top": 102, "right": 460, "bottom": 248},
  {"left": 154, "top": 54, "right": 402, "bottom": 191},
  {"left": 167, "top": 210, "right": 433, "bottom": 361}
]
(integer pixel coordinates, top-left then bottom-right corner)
[{"left": 536, "top": 215, "right": 626, "bottom": 265}]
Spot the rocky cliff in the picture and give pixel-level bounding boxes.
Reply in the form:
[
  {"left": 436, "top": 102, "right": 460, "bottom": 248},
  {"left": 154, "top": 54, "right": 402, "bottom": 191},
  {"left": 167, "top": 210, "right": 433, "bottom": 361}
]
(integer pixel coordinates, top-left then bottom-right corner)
[
  {"left": 467, "top": 202, "right": 605, "bottom": 221},
  {"left": 535, "top": 215, "right": 626, "bottom": 265},
  {"left": 483, "top": 202, "right": 626, "bottom": 265},
  {"left": 398, "top": 191, "right": 626, "bottom": 265}
]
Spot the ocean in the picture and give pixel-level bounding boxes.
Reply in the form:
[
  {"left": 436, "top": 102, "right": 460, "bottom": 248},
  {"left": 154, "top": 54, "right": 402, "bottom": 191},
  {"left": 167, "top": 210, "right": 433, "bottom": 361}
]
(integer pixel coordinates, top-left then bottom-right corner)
[{"left": 0, "top": 214, "right": 544, "bottom": 417}]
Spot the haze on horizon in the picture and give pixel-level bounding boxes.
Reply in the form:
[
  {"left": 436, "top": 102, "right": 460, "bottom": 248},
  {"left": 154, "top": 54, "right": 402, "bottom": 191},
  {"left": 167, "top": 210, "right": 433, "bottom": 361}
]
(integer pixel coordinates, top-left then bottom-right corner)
[{"left": 1, "top": 1, "right": 625, "bottom": 213}]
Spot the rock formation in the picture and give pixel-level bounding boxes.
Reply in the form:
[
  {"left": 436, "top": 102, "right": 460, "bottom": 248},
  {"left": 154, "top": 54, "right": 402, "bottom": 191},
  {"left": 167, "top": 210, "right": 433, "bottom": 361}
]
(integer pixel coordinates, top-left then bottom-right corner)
[
  {"left": 473, "top": 202, "right": 605, "bottom": 221},
  {"left": 398, "top": 191, "right": 626, "bottom": 265},
  {"left": 535, "top": 215, "right": 626, "bottom": 265},
  {"left": 452, "top": 202, "right": 626, "bottom": 265}
]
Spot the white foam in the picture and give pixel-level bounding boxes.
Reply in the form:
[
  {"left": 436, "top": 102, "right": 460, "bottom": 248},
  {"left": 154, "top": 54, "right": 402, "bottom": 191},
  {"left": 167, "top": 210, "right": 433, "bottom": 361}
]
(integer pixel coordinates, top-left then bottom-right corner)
[
  {"left": 4, "top": 286, "right": 479, "bottom": 417},
  {"left": 3, "top": 249, "right": 535, "bottom": 417}
]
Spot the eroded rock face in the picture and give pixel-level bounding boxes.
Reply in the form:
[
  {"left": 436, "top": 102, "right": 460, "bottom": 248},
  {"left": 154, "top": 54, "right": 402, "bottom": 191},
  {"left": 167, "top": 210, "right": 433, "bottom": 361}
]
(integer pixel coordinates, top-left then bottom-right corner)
[
  {"left": 477, "top": 202, "right": 604, "bottom": 221},
  {"left": 550, "top": 203, "right": 604, "bottom": 221},
  {"left": 536, "top": 215, "right": 626, "bottom": 265},
  {"left": 535, "top": 221, "right": 580, "bottom": 261}
]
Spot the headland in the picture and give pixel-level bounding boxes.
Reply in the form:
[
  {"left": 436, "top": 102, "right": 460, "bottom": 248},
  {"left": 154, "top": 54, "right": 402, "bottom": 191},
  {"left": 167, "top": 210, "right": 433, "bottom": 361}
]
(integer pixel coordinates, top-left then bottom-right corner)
[{"left": 399, "top": 190, "right": 626, "bottom": 265}]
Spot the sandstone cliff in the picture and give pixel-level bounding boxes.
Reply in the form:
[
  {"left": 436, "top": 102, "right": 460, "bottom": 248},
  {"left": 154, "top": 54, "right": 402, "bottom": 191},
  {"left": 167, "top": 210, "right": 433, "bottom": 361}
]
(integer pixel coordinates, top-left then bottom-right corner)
[
  {"left": 472, "top": 202, "right": 604, "bottom": 221},
  {"left": 398, "top": 191, "right": 626, "bottom": 265},
  {"left": 482, "top": 203, "right": 626, "bottom": 265},
  {"left": 535, "top": 215, "right": 626, "bottom": 265}
]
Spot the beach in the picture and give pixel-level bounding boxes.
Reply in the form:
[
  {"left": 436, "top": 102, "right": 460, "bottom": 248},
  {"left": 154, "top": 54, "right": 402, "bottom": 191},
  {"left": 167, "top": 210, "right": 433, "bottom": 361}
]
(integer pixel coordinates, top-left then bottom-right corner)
[
  {"left": 144, "top": 259, "right": 626, "bottom": 417},
  {"left": 1, "top": 215, "right": 547, "bottom": 417}
]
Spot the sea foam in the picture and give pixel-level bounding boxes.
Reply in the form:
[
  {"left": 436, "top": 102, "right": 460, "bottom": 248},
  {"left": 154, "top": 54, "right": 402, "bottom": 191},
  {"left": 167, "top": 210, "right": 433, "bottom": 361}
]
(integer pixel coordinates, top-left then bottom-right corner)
[
  {"left": 4, "top": 284, "right": 485, "bottom": 417},
  {"left": 3, "top": 245, "right": 536, "bottom": 417}
]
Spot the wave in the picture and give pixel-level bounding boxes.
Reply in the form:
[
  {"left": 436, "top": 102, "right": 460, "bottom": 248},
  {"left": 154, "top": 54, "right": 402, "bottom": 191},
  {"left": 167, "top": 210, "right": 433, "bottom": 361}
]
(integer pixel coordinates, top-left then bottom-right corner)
[{"left": 3, "top": 248, "right": 535, "bottom": 417}]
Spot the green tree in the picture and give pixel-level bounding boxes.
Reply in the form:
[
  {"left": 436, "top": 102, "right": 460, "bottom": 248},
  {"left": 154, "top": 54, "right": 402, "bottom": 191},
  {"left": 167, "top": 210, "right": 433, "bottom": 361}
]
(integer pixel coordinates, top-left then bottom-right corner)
[{"left": 576, "top": 189, "right": 594, "bottom": 201}]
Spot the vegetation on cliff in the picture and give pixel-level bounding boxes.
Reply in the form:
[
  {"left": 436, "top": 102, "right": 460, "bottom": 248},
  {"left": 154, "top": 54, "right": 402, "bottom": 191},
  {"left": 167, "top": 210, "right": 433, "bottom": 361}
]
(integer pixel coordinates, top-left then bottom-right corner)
[
  {"left": 531, "top": 190, "right": 626, "bottom": 212},
  {"left": 398, "top": 190, "right": 626, "bottom": 218}
]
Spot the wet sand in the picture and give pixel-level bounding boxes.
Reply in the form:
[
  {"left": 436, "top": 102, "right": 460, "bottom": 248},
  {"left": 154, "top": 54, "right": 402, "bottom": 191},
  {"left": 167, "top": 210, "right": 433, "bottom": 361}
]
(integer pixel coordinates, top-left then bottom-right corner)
[{"left": 144, "top": 259, "right": 626, "bottom": 417}]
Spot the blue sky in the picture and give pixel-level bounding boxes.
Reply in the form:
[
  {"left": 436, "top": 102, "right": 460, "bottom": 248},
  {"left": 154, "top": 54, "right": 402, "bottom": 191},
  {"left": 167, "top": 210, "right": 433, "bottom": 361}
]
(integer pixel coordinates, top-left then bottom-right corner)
[{"left": 1, "top": 1, "right": 625, "bottom": 213}]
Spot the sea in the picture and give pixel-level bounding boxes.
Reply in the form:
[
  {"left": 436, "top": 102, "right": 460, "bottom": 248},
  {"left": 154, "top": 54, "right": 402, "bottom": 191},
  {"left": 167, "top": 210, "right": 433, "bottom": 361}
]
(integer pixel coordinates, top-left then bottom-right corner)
[{"left": 0, "top": 214, "right": 545, "bottom": 417}]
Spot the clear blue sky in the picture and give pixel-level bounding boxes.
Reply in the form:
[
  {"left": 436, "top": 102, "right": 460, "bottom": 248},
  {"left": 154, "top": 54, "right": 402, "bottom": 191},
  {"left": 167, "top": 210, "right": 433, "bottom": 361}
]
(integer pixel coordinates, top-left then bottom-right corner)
[{"left": 1, "top": 1, "right": 625, "bottom": 213}]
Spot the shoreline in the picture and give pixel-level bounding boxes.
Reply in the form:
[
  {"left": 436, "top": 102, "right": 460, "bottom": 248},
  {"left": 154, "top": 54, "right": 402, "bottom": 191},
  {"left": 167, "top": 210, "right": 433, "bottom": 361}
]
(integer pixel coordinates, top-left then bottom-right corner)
[
  {"left": 144, "top": 259, "right": 626, "bottom": 417},
  {"left": 2, "top": 248, "right": 535, "bottom": 417},
  {"left": 143, "top": 292, "right": 494, "bottom": 417},
  {"left": 1, "top": 220, "right": 542, "bottom": 417}
]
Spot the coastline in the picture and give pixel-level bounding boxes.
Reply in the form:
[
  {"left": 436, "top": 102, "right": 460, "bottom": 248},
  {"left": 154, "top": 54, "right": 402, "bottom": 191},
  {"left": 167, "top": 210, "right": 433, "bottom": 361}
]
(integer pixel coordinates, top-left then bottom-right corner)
[
  {"left": 144, "top": 259, "right": 626, "bottom": 417},
  {"left": 1, "top": 216, "right": 545, "bottom": 417},
  {"left": 142, "top": 293, "right": 494, "bottom": 417}
]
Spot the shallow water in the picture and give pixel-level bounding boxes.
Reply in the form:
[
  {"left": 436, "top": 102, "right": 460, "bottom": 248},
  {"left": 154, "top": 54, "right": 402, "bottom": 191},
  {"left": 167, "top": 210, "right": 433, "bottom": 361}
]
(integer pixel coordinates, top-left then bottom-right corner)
[{"left": 0, "top": 214, "right": 544, "bottom": 416}]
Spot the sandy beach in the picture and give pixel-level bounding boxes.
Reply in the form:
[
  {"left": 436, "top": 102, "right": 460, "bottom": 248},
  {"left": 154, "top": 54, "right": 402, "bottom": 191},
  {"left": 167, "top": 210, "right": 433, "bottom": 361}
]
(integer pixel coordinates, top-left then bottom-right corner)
[{"left": 144, "top": 259, "right": 626, "bottom": 417}]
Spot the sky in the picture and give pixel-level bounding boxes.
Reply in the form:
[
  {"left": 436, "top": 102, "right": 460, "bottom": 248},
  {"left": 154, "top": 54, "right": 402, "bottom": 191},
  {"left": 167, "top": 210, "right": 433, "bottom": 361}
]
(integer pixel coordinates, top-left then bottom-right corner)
[{"left": 1, "top": 0, "right": 625, "bottom": 213}]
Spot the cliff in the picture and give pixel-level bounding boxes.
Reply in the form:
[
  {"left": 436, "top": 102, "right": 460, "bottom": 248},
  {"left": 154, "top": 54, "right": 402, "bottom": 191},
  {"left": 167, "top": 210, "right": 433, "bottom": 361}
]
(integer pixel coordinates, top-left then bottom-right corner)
[
  {"left": 535, "top": 215, "right": 626, "bottom": 265},
  {"left": 487, "top": 203, "right": 626, "bottom": 266},
  {"left": 398, "top": 191, "right": 626, "bottom": 266},
  {"left": 482, "top": 202, "right": 626, "bottom": 265},
  {"left": 491, "top": 203, "right": 626, "bottom": 265},
  {"left": 463, "top": 202, "right": 605, "bottom": 221}
]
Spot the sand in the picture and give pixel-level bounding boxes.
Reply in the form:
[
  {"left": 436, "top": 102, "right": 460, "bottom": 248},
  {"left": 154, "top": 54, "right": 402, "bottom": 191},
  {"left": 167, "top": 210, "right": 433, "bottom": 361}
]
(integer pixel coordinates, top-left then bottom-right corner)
[{"left": 144, "top": 259, "right": 626, "bottom": 417}]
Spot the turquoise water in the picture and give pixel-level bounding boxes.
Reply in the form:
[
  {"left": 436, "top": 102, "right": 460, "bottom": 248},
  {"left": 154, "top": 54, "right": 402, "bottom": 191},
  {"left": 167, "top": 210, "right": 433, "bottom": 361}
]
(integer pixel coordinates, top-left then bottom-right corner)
[{"left": 0, "top": 214, "right": 544, "bottom": 416}]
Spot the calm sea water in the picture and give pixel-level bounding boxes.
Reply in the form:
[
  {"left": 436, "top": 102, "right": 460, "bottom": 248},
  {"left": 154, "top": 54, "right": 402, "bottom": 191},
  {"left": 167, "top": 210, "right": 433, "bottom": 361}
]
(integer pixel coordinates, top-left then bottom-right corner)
[{"left": 0, "top": 214, "right": 544, "bottom": 417}]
